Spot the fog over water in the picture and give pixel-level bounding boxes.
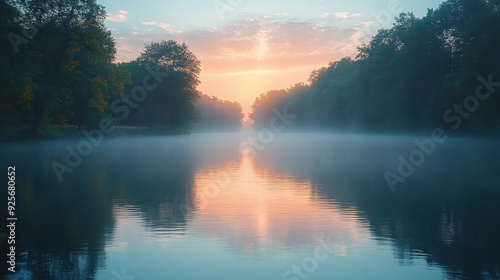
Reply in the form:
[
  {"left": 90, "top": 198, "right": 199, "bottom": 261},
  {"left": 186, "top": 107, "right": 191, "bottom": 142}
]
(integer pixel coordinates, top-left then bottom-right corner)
[{"left": 1, "top": 133, "right": 499, "bottom": 280}]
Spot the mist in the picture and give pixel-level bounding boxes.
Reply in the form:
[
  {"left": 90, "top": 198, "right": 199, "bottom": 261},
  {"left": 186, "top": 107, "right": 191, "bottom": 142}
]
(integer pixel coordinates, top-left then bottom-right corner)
[{"left": 2, "top": 0, "right": 500, "bottom": 279}]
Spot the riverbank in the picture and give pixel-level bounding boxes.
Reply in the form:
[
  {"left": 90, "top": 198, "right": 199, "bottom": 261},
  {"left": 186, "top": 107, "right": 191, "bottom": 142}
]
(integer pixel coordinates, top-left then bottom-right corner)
[{"left": 2, "top": 126, "right": 499, "bottom": 143}]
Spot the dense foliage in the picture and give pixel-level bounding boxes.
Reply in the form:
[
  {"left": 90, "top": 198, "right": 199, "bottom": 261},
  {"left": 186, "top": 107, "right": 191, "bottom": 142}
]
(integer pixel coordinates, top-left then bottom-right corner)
[
  {"left": 0, "top": 0, "right": 129, "bottom": 137},
  {"left": 3, "top": 0, "right": 498, "bottom": 139},
  {"left": 119, "top": 40, "right": 202, "bottom": 134},
  {"left": 251, "top": 0, "right": 500, "bottom": 135},
  {"left": 0, "top": 1, "right": 219, "bottom": 138}
]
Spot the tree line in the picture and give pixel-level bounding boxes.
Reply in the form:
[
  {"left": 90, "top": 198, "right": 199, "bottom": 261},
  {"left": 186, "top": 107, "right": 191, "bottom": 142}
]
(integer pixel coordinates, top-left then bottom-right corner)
[
  {"left": 0, "top": 0, "right": 243, "bottom": 140},
  {"left": 192, "top": 95, "right": 243, "bottom": 132},
  {"left": 251, "top": 0, "right": 500, "bottom": 136}
]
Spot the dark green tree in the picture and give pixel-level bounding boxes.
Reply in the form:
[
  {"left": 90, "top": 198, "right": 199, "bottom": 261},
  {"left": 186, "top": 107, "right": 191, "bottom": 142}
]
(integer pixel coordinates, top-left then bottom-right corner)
[
  {"left": 250, "top": 0, "right": 500, "bottom": 136},
  {"left": 7, "top": 0, "right": 128, "bottom": 135},
  {"left": 121, "top": 40, "right": 201, "bottom": 134},
  {"left": 0, "top": 0, "right": 34, "bottom": 137}
]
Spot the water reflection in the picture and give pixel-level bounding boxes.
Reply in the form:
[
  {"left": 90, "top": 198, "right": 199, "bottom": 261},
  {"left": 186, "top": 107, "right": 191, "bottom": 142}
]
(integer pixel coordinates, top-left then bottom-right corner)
[
  {"left": 253, "top": 134, "right": 500, "bottom": 280},
  {"left": 188, "top": 148, "right": 370, "bottom": 256},
  {"left": 1, "top": 133, "right": 499, "bottom": 279},
  {"left": 0, "top": 141, "right": 116, "bottom": 279}
]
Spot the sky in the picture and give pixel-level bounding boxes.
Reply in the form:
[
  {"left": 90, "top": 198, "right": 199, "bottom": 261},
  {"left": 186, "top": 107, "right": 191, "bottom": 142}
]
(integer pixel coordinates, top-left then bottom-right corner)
[{"left": 99, "top": 0, "right": 444, "bottom": 118}]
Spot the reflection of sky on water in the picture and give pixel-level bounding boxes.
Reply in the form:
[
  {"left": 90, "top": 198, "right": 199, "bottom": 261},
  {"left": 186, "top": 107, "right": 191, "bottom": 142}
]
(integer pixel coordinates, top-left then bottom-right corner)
[
  {"left": 95, "top": 138, "right": 445, "bottom": 280},
  {"left": 189, "top": 148, "right": 370, "bottom": 256},
  {"left": 5, "top": 134, "right": 497, "bottom": 279}
]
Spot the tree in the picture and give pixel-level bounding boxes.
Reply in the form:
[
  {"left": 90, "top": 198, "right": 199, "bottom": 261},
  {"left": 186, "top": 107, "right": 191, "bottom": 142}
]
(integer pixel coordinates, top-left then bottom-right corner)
[
  {"left": 440, "top": 0, "right": 500, "bottom": 133},
  {"left": 249, "top": 0, "right": 500, "bottom": 136},
  {"left": 121, "top": 40, "right": 201, "bottom": 134},
  {"left": 251, "top": 84, "right": 309, "bottom": 129},
  {"left": 192, "top": 95, "right": 243, "bottom": 132},
  {"left": 0, "top": 0, "right": 33, "bottom": 135},
  {"left": 7, "top": 0, "right": 128, "bottom": 135}
]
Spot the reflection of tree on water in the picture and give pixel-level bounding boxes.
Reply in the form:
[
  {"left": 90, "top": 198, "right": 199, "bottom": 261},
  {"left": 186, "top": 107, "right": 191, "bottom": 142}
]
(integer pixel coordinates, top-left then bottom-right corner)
[
  {"left": 1, "top": 135, "right": 243, "bottom": 279},
  {"left": 15, "top": 141, "right": 201, "bottom": 278},
  {"left": 105, "top": 140, "right": 198, "bottom": 232},
  {"left": 1, "top": 143, "right": 115, "bottom": 280},
  {"left": 187, "top": 146, "right": 369, "bottom": 257},
  {"left": 103, "top": 135, "right": 242, "bottom": 234},
  {"left": 253, "top": 135, "right": 500, "bottom": 280},
  {"left": 5, "top": 134, "right": 499, "bottom": 279}
]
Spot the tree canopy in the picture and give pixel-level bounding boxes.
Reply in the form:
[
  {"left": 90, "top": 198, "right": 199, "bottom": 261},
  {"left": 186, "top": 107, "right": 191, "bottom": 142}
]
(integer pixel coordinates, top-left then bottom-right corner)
[
  {"left": 0, "top": 0, "right": 129, "bottom": 138},
  {"left": 0, "top": 1, "right": 212, "bottom": 138},
  {"left": 118, "top": 40, "right": 201, "bottom": 134},
  {"left": 192, "top": 95, "right": 244, "bottom": 132},
  {"left": 3, "top": 0, "right": 499, "bottom": 139},
  {"left": 251, "top": 0, "right": 500, "bottom": 136}
]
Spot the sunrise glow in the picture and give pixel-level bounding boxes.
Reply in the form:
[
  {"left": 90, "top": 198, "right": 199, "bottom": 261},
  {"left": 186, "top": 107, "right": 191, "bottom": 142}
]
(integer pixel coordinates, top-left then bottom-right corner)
[{"left": 100, "top": 0, "right": 443, "bottom": 117}]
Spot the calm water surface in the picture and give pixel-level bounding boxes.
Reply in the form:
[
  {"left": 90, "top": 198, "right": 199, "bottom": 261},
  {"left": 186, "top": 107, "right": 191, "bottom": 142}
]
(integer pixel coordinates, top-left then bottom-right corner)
[{"left": 1, "top": 133, "right": 500, "bottom": 280}]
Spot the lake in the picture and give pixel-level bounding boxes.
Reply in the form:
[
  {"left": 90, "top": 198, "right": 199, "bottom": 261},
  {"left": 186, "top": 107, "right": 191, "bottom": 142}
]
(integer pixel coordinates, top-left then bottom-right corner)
[{"left": 1, "top": 133, "right": 500, "bottom": 280}]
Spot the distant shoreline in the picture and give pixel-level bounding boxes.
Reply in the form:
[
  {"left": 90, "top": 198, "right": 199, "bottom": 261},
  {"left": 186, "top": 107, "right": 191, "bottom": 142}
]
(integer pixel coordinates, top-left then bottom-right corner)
[{"left": 1, "top": 126, "right": 498, "bottom": 143}]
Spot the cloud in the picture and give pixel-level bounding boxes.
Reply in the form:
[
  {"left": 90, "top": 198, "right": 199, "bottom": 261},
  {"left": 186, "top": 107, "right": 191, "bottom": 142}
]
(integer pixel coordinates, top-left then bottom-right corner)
[
  {"left": 334, "top": 12, "right": 362, "bottom": 19},
  {"left": 106, "top": 10, "right": 129, "bottom": 22},
  {"left": 142, "top": 21, "right": 182, "bottom": 33},
  {"left": 320, "top": 12, "right": 363, "bottom": 20},
  {"left": 108, "top": 16, "right": 372, "bottom": 115},
  {"left": 111, "top": 17, "right": 370, "bottom": 73},
  {"left": 183, "top": 19, "right": 369, "bottom": 72},
  {"left": 273, "top": 13, "right": 291, "bottom": 18}
]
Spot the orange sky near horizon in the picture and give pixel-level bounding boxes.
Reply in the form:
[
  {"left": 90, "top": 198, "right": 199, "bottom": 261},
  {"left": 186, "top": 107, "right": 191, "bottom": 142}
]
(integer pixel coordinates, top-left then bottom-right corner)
[
  {"left": 198, "top": 67, "right": 318, "bottom": 121},
  {"left": 111, "top": 18, "right": 368, "bottom": 119},
  {"left": 103, "top": 0, "right": 444, "bottom": 119}
]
